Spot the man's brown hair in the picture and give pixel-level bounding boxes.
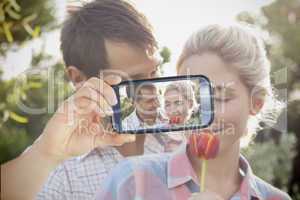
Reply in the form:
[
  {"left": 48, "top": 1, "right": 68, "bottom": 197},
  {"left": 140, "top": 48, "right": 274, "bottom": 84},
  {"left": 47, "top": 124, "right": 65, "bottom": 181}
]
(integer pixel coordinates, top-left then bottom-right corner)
[{"left": 61, "top": 0, "right": 157, "bottom": 77}]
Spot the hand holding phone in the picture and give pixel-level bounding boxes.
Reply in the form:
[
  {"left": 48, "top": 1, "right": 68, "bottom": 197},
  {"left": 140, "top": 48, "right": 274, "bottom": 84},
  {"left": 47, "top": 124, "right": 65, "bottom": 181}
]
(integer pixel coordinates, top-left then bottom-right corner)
[{"left": 112, "top": 75, "right": 214, "bottom": 134}]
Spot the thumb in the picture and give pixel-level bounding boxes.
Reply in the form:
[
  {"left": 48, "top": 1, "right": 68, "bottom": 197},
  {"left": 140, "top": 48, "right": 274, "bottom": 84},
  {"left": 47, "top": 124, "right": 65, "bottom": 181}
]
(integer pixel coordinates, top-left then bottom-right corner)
[
  {"left": 104, "top": 75, "right": 122, "bottom": 86},
  {"left": 93, "top": 132, "right": 136, "bottom": 148}
]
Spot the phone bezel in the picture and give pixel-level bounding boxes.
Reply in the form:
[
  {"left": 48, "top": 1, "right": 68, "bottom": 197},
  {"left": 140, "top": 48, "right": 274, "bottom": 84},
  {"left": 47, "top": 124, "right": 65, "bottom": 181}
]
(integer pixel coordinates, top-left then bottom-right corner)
[{"left": 111, "top": 75, "right": 214, "bottom": 134}]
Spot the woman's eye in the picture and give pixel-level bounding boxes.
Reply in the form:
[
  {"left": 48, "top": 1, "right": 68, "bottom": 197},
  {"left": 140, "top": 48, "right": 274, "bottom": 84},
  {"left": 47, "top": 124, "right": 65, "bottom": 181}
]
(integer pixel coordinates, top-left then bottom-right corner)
[{"left": 214, "top": 97, "right": 231, "bottom": 102}]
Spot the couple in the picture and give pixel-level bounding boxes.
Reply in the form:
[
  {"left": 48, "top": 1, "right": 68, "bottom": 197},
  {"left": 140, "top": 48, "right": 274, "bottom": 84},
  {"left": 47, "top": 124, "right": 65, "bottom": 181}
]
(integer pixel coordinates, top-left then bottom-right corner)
[
  {"left": 36, "top": 1, "right": 290, "bottom": 200},
  {"left": 1, "top": 0, "right": 291, "bottom": 200},
  {"left": 123, "top": 81, "right": 197, "bottom": 131}
]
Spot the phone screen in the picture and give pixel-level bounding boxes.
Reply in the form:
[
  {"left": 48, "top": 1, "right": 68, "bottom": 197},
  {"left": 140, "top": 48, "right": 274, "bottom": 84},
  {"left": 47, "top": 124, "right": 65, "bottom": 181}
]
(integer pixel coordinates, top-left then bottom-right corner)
[{"left": 112, "top": 75, "right": 214, "bottom": 134}]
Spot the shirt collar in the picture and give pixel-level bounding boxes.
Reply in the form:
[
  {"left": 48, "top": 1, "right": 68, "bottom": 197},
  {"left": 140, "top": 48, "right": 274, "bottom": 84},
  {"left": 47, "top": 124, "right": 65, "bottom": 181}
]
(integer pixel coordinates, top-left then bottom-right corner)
[
  {"left": 77, "top": 146, "right": 121, "bottom": 162},
  {"left": 128, "top": 109, "right": 141, "bottom": 126},
  {"left": 167, "top": 142, "right": 199, "bottom": 188},
  {"left": 238, "top": 155, "right": 264, "bottom": 200},
  {"left": 129, "top": 109, "right": 167, "bottom": 127},
  {"left": 167, "top": 142, "right": 264, "bottom": 200}
]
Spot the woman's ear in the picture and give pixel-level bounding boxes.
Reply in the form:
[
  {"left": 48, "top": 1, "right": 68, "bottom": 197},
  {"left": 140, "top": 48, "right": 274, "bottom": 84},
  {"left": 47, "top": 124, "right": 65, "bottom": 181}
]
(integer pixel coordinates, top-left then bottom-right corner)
[
  {"left": 250, "top": 95, "right": 265, "bottom": 116},
  {"left": 66, "top": 66, "right": 87, "bottom": 90}
]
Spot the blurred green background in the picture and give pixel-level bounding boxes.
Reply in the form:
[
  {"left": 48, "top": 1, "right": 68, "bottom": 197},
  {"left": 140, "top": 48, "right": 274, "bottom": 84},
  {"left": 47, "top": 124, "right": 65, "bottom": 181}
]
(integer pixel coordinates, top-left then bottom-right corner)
[{"left": 0, "top": 0, "right": 299, "bottom": 199}]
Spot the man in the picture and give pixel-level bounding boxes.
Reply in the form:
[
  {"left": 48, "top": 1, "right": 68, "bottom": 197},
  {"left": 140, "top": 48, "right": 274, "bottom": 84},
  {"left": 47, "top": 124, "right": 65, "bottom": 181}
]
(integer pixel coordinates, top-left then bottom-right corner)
[
  {"left": 123, "top": 83, "right": 167, "bottom": 131},
  {"left": 35, "top": 1, "right": 182, "bottom": 199}
]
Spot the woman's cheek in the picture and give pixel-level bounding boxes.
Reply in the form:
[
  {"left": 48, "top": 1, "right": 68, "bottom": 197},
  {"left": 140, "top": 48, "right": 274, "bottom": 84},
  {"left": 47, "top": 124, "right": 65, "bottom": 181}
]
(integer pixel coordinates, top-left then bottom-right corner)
[
  {"left": 215, "top": 100, "right": 238, "bottom": 134},
  {"left": 224, "top": 99, "right": 249, "bottom": 137}
]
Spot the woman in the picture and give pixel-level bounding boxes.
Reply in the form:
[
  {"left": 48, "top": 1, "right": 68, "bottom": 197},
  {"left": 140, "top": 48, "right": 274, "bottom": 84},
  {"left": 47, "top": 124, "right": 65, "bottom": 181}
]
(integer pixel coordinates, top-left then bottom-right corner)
[
  {"left": 95, "top": 24, "right": 291, "bottom": 200},
  {"left": 163, "top": 81, "right": 198, "bottom": 126}
]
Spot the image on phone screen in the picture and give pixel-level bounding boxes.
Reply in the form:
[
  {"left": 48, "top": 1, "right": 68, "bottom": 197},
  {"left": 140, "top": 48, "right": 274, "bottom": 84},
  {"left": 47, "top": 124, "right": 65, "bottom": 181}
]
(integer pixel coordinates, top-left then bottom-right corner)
[{"left": 112, "top": 75, "right": 214, "bottom": 134}]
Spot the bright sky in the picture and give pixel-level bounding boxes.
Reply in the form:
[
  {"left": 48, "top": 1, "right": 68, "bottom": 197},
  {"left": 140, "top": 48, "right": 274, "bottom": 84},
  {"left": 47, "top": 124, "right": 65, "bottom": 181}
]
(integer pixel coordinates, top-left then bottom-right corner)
[{"left": 1, "top": 0, "right": 274, "bottom": 79}]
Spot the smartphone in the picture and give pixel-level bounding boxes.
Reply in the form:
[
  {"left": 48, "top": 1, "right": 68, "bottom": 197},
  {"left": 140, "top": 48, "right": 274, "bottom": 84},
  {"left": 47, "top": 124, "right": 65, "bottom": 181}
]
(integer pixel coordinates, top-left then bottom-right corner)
[{"left": 111, "top": 75, "right": 214, "bottom": 134}]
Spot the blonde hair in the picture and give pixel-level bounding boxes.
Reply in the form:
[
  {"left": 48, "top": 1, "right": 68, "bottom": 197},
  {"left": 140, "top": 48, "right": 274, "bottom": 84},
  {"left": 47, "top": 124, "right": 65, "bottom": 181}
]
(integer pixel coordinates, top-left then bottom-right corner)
[
  {"left": 164, "top": 81, "right": 197, "bottom": 112},
  {"left": 177, "top": 24, "right": 283, "bottom": 146}
]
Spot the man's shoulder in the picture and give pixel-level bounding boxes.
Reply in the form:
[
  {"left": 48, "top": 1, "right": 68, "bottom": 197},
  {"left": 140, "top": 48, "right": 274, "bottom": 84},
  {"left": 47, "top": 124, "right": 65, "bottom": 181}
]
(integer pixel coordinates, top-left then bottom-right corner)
[
  {"left": 252, "top": 175, "right": 292, "bottom": 200},
  {"left": 38, "top": 147, "right": 123, "bottom": 198},
  {"left": 47, "top": 147, "right": 121, "bottom": 185},
  {"left": 58, "top": 147, "right": 120, "bottom": 172}
]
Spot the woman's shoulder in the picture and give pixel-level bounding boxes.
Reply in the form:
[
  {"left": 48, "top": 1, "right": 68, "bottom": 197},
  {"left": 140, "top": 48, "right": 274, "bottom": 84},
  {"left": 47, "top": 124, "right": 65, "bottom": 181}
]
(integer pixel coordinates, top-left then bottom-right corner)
[
  {"left": 252, "top": 175, "right": 292, "bottom": 200},
  {"left": 124, "top": 152, "right": 171, "bottom": 172}
]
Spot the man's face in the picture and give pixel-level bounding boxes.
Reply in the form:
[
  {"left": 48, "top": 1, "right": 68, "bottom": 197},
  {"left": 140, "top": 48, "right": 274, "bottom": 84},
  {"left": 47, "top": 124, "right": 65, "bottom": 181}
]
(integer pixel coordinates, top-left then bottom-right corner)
[
  {"left": 104, "top": 40, "right": 160, "bottom": 80},
  {"left": 135, "top": 87, "right": 160, "bottom": 121},
  {"left": 106, "top": 40, "right": 161, "bottom": 125},
  {"left": 69, "top": 40, "right": 160, "bottom": 88}
]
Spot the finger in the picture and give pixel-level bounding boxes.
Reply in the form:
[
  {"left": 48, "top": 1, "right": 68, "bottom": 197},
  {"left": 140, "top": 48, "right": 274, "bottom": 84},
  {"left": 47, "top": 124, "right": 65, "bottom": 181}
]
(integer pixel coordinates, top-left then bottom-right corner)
[
  {"left": 73, "top": 98, "right": 106, "bottom": 118},
  {"left": 98, "top": 94, "right": 114, "bottom": 116},
  {"left": 94, "top": 132, "right": 136, "bottom": 147},
  {"left": 75, "top": 86, "right": 113, "bottom": 116},
  {"left": 104, "top": 74, "right": 122, "bottom": 86},
  {"left": 84, "top": 77, "right": 117, "bottom": 106}
]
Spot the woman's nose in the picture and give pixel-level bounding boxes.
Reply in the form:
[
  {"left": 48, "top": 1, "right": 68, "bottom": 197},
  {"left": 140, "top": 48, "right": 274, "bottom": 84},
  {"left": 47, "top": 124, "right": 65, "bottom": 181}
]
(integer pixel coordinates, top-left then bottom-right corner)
[
  {"left": 170, "top": 105, "right": 178, "bottom": 114},
  {"left": 154, "top": 98, "right": 160, "bottom": 107}
]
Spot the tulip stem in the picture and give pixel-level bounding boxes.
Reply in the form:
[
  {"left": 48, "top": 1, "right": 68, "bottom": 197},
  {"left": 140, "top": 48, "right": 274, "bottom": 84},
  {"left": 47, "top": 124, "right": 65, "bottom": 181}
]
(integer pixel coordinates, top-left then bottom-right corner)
[{"left": 200, "top": 159, "right": 207, "bottom": 192}]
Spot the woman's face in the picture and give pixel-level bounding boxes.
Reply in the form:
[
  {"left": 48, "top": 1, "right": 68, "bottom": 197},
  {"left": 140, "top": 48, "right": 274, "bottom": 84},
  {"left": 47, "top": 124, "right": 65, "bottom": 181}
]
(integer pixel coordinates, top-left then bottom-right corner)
[
  {"left": 178, "top": 53, "right": 251, "bottom": 154},
  {"left": 164, "top": 89, "right": 192, "bottom": 124}
]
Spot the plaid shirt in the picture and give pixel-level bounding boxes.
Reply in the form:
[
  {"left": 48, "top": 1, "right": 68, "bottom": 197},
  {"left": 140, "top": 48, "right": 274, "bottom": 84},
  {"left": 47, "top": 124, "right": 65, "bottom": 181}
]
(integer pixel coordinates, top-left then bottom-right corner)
[
  {"left": 95, "top": 142, "right": 292, "bottom": 200},
  {"left": 36, "top": 134, "right": 183, "bottom": 200}
]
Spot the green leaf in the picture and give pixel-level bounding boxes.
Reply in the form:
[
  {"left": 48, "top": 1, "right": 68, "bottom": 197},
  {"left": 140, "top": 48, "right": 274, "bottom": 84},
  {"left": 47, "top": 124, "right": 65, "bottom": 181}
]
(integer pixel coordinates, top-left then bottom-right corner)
[
  {"left": 27, "top": 81, "right": 43, "bottom": 89},
  {"left": 0, "top": 3, "right": 5, "bottom": 22},
  {"left": 22, "top": 23, "right": 33, "bottom": 36},
  {"left": 23, "top": 14, "right": 37, "bottom": 23},
  {"left": 32, "top": 26, "right": 40, "bottom": 38},
  {"left": 4, "top": 4, "right": 21, "bottom": 20},
  {"left": 3, "top": 22, "right": 13, "bottom": 42},
  {"left": 9, "top": 111, "right": 28, "bottom": 124},
  {"left": 7, "top": 0, "right": 21, "bottom": 12}
]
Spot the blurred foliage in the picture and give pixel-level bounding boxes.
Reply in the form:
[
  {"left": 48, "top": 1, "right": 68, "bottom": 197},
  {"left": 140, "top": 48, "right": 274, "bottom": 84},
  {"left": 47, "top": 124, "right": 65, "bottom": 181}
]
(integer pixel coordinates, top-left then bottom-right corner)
[
  {"left": 120, "top": 97, "right": 134, "bottom": 120},
  {"left": 0, "top": 50, "right": 72, "bottom": 164},
  {"left": 237, "top": 0, "right": 300, "bottom": 198},
  {"left": 237, "top": 0, "right": 300, "bottom": 92},
  {"left": 0, "top": 0, "right": 57, "bottom": 55},
  {"left": 159, "top": 46, "right": 171, "bottom": 65},
  {"left": 0, "top": 0, "right": 64, "bottom": 164},
  {"left": 158, "top": 46, "right": 171, "bottom": 75},
  {"left": 242, "top": 134, "right": 296, "bottom": 191}
]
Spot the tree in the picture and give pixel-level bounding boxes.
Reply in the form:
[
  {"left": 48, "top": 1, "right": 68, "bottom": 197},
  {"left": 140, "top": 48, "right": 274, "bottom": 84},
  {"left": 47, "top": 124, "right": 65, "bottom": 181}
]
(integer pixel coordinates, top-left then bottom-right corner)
[
  {"left": 0, "top": 0, "right": 64, "bottom": 164},
  {"left": 237, "top": 0, "right": 300, "bottom": 198},
  {"left": 0, "top": 0, "right": 57, "bottom": 55},
  {"left": 0, "top": 50, "right": 72, "bottom": 164}
]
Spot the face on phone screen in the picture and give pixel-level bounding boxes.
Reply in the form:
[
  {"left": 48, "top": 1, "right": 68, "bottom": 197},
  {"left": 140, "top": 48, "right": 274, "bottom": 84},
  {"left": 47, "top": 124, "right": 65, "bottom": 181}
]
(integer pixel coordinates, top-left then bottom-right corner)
[{"left": 112, "top": 75, "right": 214, "bottom": 134}]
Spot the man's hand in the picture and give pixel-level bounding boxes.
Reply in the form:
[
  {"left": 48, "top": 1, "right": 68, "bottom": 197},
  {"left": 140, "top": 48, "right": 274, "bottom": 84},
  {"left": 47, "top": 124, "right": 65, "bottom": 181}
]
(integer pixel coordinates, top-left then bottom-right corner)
[
  {"left": 188, "top": 192, "right": 224, "bottom": 200},
  {"left": 33, "top": 76, "right": 135, "bottom": 163}
]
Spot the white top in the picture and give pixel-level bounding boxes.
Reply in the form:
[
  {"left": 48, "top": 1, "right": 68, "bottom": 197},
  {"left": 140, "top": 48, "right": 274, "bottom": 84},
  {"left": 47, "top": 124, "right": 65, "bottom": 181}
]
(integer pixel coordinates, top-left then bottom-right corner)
[{"left": 122, "top": 109, "right": 168, "bottom": 131}]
